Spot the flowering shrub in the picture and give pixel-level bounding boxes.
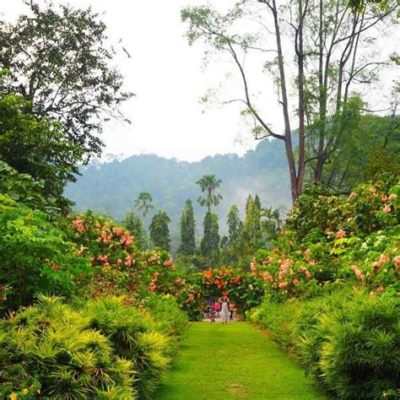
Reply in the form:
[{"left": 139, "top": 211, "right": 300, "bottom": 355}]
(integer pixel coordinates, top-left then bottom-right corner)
[
  {"left": 68, "top": 212, "right": 204, "bottom": 319},
  {"left": 200, "top": 267, "right": 264, "bottom": 311},
  {"left": 250, "top": 179, "right": 400, "bottom": 300}
]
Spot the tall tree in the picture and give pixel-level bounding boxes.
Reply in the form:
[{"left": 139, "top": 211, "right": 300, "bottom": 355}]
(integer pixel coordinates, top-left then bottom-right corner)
[
  {"left": 124, "top": 211, "right": 147, "bottom": 250},
  {"left": 196, "top": 174, "right": 222, "bottom": 212},
  {"left": 0, "top": 1, "right": 132, "bottom": 160},
  {"left": 243, "top": 195, "right": 262, "bottom": 250},
  {"left": 179, "top": 199, "right": 196, "bottom": 255},
  {"left": 149, "top": 210, "right": 171, "bottom": 251},
  {"left": 227, "top": 204, "right": 241, "bottom": 244},
  {"left": 0, "top": 74, "right": 83, "bottom": 213},
  {"left": 200, "top": 211, "right": 220, "bottom": 262},
  {"left": 182, "top": 1, "right": 398, "bottom": 201},
  {"left": 134, "top": 192, "right": 154, "bottom": 217}
]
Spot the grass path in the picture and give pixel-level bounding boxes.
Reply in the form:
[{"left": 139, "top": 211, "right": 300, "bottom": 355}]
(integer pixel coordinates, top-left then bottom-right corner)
[{"left": 157, "top": 322, "right": 326, "bottom": 400}]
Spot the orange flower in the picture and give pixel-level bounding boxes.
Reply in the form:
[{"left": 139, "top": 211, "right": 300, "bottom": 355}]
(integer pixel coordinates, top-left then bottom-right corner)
[
  {"left": 393, "top": 256, "right": 400, "bottom": 270},
  {"left": 336, "top": 229, "right": 346, "bottom": 239},
  {"left": 382, "top": 204, "right": 391, "bottom": 213}
]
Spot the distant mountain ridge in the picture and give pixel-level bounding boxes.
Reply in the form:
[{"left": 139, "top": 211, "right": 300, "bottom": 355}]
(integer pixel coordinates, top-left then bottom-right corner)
[{"left": 65, "top": 139, "right": 291, "bottom": 247}]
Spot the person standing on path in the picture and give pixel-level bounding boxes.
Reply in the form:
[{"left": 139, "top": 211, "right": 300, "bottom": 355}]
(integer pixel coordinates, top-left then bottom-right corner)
[
  {"left": 208, "top": 299, "right": 216, "bottom": 323},
  {"left": 220, "top": 294, "right": 229, "bottom": 323},
  {"left": 214, "top": 300, "right": 221, "bottom": 319}
]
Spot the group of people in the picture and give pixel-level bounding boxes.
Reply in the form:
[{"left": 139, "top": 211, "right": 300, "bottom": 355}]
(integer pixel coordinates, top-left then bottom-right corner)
[{"left": 206, "top": 295, "right": 236, "bottom": 323}]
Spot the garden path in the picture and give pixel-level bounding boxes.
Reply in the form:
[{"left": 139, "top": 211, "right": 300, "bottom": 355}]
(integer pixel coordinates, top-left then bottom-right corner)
[{"left": 156, "top": 321, "right": 326, "bottom": 400}]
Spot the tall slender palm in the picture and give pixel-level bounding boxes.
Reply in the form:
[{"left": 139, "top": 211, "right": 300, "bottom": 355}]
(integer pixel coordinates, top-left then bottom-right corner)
[
  {"left": 196, "top": 174, "right": 222, "bottom": 212},
  {"left": 134, "top": 192, "right": 153, "bottom": 217}
]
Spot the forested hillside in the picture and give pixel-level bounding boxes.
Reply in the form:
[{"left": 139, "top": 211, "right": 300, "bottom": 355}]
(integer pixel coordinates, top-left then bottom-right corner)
[{"left": 65, "top": 139, "right": 291, "bottom": 236}]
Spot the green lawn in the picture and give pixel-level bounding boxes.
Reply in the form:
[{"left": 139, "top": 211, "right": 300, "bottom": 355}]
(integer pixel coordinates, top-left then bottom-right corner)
[{"left": 157, "top": 322, "right": 326, "bottom": 400}]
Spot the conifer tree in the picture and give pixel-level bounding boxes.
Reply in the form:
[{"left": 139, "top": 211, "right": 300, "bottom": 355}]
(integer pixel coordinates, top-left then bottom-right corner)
[
  {"left": 149, "top": 210, "right": 171, "bottom": 251},
  {"left": 179, "top": 199, "right": 196, "bottom": 255},
  {"left": 200, "top": 211, "right": 220, "bottom": 262},
  {"left": 227, "top": 204, "right": 241, "bottom": 244},
  {"left": 124, "top": 211, "right": 147, "bottom": 249},
  {"left": 243, "top": 194, "right": 262, "bottom": 250}
]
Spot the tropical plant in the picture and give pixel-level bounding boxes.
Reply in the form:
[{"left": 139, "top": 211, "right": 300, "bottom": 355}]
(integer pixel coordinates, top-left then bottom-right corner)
[
  {"left": 0, "top": 296, "right": 135, "bottom": 399},
  {"left": 134, "top": 192, "right": 154, "bottom": 217},
  {"left": 0, "top": 195, "right": 90, "bottom": 310},
  {"left": 83, "top": 297, "right": 171, "bottom": 400},
  {"left": 196, "top": 174, "right": 222, "bottom": 212}
]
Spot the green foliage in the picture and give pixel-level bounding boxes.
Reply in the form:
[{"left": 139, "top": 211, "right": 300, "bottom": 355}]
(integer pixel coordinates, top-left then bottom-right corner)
[
  {"left": 142, "top": 293, "right": 188, "bottom": 338},
  {"left": 0, "top": 85, "right": 83, "bottom": 213},
  {"left": 196, "top": 174, "right": 223, "bottom": 212},
  {"left": 134, "top": 192, "right": 154, "bottom": 218},
  {"left": 179, "top": 199, "right": 196, "bottom": 255},
  {"left": 200, "top": 211, "right": 220, "bottom": 263},
  {"left": 0, "top": 195, "right": 90, "bottom": 310},
  {"left": 0, "top": 2, "right": 132, "bottom": 160},
  {"left": 65, "top": 139, "right": 291, "bottom": 250},
  {"left": 149, "top": 211, "right": 171, "bottom": 251},
  {"left": 0, "top": 160, "right": 54, "bottom": 213},
  {"left": 250, "top": 289, "right": 400, "bottom": 400},
  {"left": 242, "top": 195, "right": 262, "bottom": 251},
  {"left": 83, "top": 297, "right": 171, "bottom": 400},
  {"left": 124, "top": 211, "right": 148, "bottom": 250},
  {"left": 227, "top": 204, "right": 241, "bottom": 243},
  {"left": 0, "top": 296, "right": 135, "bottom": 399}
]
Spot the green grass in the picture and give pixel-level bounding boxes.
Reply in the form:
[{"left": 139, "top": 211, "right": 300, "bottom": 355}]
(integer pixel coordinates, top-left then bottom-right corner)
[{"left": 157, "top": 322, "right": 326, "bottom": 400}]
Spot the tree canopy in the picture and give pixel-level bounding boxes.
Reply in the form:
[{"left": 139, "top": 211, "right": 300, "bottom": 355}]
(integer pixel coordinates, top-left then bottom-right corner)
[{"left": 0, "top": 1, "right": 132, "bottom": 160}]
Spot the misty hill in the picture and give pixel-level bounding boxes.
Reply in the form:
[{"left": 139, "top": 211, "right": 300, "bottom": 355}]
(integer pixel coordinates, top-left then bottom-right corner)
[{"left": 65, "top": 139, "right": 291, "bottom": 246}]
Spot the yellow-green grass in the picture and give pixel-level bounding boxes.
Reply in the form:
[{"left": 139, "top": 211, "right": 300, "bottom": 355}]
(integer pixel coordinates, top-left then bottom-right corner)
[{"left": 157, "top": 322, "right": 326, "bottom": 400}]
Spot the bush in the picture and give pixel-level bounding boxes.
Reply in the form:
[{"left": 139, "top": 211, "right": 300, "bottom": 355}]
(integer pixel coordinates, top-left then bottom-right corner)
[
  {"left": 0, "top": 296, "right": 177, "bottom": 400},
  {"left": 0, "top": 195, "right": 90, "bottom": 310},
  {"left": 250, "top": 288, "right": 400, "bottom": 400},
  {"left": 141, "top": 293, "right": 188, "bottom": 338},
  {"left": 83, "top": 297, "right": 171, "bottom": 400},
  {"left": 0, "top": 296, "right": 135, "bottom": 399}
]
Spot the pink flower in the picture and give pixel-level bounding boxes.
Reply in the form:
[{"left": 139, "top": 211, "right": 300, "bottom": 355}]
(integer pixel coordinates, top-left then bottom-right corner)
[
  {"left": 72, "top": 218, "right": 86, "bottom": 234},
  {"left": 124, "top": 254, "right": 132, "bottom": 267},
  {"left": 163, "top": 258, "right": 174, "bottom": 267},
  {"left": 351, "top": 265, "right": 364, "bottom": 280},
  {"left": 112, "top": 227, "right": 123, "bottom": 237},
  {"left": 393, "top": 256, "right": 400, "bottom": 270},
  {"left": 148, "top": 282, "right": 157, "bottom": 292},
  {"left": 382, "top": 204, "right": 391, "bottom": 214},
  {"left": 278, "top": 281, "right": 288, "bottom": 288}
]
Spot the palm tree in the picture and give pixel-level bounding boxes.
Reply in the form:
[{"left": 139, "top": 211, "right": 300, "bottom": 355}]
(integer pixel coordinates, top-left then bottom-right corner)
[
  {"left": 134, "top": 192, "right": 153, "bottom": 217},
  {"left": 196, "top": 174, "right": 222, "bottom": 212}
]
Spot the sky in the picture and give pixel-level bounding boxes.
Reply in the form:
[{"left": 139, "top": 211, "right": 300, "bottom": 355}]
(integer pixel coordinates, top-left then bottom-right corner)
[{"left": 3, "top": 1, "right": 400, "bottom": 162}]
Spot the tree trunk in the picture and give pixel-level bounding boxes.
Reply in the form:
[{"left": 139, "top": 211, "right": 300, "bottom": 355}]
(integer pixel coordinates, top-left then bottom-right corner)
[{"left": 271, "top": 0, "right": 299, "bottom": 202}]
